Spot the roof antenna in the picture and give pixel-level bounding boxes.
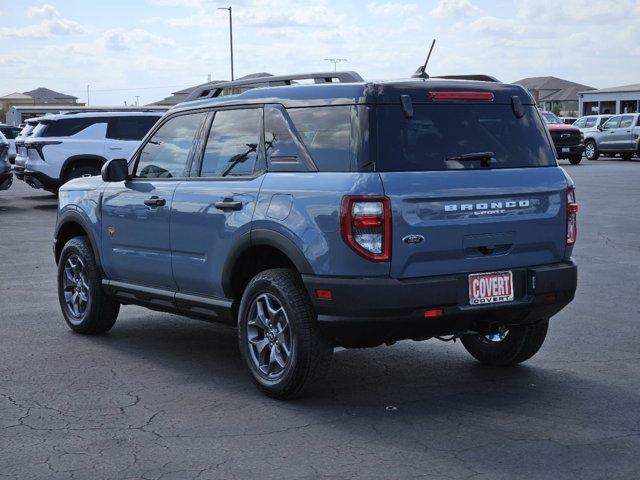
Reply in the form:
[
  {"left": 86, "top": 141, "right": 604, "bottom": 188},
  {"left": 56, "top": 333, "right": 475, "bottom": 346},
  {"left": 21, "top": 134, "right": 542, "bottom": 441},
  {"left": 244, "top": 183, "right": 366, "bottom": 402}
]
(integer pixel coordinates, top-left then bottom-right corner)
[{"left": 412, "top": 39, "right": 436, "bottom": 79}]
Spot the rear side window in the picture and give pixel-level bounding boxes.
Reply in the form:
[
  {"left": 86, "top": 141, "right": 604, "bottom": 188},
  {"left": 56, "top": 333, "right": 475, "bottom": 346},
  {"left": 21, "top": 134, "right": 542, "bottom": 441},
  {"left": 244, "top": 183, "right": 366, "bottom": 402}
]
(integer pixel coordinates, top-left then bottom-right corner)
[
  {"left": 287, "top": 106, "right": 351, "bottom": 172},
  {"left": 107, "top": 116, "right": 160, "bottom": 141},
  {"left": 584, "top": 117, "right": 597, "bottom": 128},
  {"left": 136, "top": 112, "right": 206, "bottom": 178},
  {"left": 620, "top": 116, "right": 634, "bottom": 128},
  {"left": 200, "top": 108, "right": 261, "bottom": 177},
  {"left": 41, "top": 117, "right": 105, "bottom": 137},
  {"left": 375, "top": 104, "right": 556, "bottom": 171}
]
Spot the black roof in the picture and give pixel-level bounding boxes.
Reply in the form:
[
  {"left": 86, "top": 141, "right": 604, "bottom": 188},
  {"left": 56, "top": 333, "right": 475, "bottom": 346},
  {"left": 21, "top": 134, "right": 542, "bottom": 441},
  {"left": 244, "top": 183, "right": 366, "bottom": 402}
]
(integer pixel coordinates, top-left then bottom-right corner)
[{"left": 173, "top": 77, "right": 534, "bottom": 112}]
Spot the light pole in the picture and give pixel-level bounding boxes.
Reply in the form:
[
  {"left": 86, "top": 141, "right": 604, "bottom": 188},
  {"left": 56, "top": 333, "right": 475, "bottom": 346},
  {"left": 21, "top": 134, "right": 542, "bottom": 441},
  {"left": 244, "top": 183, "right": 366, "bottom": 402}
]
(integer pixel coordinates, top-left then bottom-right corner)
[
  {"left": 218, "top": 6, "right": 234, "bottom": 81},
  {"left": 324, "top": 58, "right": 347, "bottom": 72}
]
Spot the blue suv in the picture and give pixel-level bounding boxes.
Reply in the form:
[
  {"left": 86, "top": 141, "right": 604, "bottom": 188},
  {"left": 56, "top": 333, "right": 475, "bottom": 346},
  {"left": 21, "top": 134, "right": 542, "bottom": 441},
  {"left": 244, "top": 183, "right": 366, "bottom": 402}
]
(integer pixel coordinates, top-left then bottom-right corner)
[{"left": 54, "top": 72, "right": 578, "bottom": 398}]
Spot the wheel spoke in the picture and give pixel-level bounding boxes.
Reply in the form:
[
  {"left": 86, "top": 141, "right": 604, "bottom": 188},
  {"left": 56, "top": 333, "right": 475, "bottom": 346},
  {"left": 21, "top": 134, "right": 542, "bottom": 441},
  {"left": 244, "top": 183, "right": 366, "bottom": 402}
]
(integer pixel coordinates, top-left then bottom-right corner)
[
  {"left": 250, "top": 337, "right": 270, "bottom": 354},
  {"left": 272, "top": 346, "right": 286, "bottom": 368},
  {"left": 254, "top": 298, "right": 269, "bottom": 330}
]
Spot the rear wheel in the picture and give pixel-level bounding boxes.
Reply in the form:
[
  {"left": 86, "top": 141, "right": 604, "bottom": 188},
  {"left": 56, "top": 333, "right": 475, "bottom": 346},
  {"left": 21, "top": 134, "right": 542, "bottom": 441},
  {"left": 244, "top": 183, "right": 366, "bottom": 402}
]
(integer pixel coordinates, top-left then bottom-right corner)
[
  {"left": 238, "top": 269, "right": 333, "bottom": 399},
  {"left": 568, "top": 155, "right": 582, "bottom": 165},
  {"left": 461, "top": 320, "right": 548, "bottom": 366},
  {"left": 621, "top": 152, "right": 633, "bottom": 161},
  {"left": 64, "top": 162, "right": 101, "bottom": 185},
  {"left": 584, "top": 140, "right": 599, "bottom": 160},
  {"left": 58, "top": 236, "right": 119, "bottom": 334}
]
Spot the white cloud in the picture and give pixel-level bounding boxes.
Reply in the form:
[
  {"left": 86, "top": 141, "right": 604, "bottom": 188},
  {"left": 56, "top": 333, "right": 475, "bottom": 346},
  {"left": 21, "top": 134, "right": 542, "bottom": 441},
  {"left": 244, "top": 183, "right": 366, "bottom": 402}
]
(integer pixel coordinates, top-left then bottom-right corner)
[
  {"left": 367, "top": 2, "right": 419, "bottom": 16},
  {"left": 28, "top": 3, "right": 59, "bottom": 19},
  {"left": 102, "top": 28, "right": 175, "bottom": 52},
  {"left": 431, "top": 0, "right": 481, "bottom": 18}
]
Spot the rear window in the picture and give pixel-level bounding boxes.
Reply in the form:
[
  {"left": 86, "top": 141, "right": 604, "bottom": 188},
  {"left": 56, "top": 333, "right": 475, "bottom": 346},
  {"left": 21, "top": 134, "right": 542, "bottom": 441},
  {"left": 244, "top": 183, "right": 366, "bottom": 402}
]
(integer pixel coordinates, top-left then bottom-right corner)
[
  {"left": 0, "top": 127, "right": 20, "bottom": 139},
  {"left": 41, "top": 117, "right": 106, "bottom": 137},
  {"left": 287, "top": 106, "right": 351, "bottom": 172},
  {"left": 107, "top": 116, "right": 161, "bottom": 141},
  {"left": 376, "top": 104, "right": 556, "bottom": 171}
]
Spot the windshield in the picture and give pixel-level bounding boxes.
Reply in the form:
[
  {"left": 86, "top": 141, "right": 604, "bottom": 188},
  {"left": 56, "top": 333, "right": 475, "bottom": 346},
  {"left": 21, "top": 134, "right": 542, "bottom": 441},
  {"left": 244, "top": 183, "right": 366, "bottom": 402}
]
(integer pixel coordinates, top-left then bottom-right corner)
[
  {"left": 541, "top": 112, "right": 562, "bottom": 124},
  {"left": 375, "top": 104, "right": 556, "bottom": 171}
]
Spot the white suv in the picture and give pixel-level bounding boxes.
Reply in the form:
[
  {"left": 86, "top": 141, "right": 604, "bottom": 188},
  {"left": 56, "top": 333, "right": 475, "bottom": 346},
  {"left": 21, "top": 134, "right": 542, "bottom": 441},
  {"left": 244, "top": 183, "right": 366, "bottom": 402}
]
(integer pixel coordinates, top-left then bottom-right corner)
[{"left": 23, "top": 112, "right": 162, "bottom": 193}]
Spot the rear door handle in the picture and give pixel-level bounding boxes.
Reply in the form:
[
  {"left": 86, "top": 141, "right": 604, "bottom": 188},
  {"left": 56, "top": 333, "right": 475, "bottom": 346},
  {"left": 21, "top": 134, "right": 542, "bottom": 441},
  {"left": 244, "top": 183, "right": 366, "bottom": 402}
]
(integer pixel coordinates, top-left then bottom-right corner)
[
  {"left": 144, "top": 196, "right": 166, "bottom": 207},
  {"left": 214, "top": 199, "right": 243, "bottom": 211}
]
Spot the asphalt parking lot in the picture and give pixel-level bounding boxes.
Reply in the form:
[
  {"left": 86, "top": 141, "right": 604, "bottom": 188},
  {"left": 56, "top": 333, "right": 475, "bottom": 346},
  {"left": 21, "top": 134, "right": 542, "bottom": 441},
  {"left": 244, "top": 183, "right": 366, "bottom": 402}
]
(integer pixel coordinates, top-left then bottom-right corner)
[{"left": 1, "top": 158, "right": 639, "bottom": 480}]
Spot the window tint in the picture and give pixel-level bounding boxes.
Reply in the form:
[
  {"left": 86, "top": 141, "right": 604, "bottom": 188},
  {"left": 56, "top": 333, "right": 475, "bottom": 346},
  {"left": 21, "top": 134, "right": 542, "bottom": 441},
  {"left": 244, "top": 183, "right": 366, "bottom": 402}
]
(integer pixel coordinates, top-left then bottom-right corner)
[
  {"left": 264, "top": 107, "right": 301, "bottom": 163},
  {"left": 41, "top": 117, "right": 106, "bottom": 137},
  {"left": 598, "top": 116, "right": 610, "bottom": 126},
  {"left": 107, "top": 116, "right": 160, "bottom": 141},
  {"left": 620, "top": 115, "right": 634, "bottom": 128},
  {"left": 136, "top": 113, "right": 206, "bottom": 179},
  {"left": 287, "top": 106, "right": 351, "bottom": 172},
  {"left": 541, "top": 112, "right": 562, "bottom": 124},
  {"left": 584, "top": 117, "right": 597, "bottom": 128},
  {"left": 603, "top": 116, "right": 621, "bottom": 129},
  {"left": 376, "top": 104, "right": 556, "bottom": 171},
  {"left": 200, "top": 108, "right": 261, "bottom": 177},
  {"left": 0, "top": 126, "right": 20, "bottom": 139}
]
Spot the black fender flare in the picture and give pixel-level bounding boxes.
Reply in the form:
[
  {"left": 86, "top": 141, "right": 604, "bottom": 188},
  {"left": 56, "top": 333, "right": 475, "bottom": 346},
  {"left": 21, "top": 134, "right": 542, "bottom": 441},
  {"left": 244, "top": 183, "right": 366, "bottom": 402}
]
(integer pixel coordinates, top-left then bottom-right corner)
[
  {"left": 221, "top": 229, "right": 314, "bottom": 298},
  {"left": 61, "top": 154, "right": 108, "bottom": 181},
  {"left": 54, "top": 209, "right": 103, "bottom": 274}
]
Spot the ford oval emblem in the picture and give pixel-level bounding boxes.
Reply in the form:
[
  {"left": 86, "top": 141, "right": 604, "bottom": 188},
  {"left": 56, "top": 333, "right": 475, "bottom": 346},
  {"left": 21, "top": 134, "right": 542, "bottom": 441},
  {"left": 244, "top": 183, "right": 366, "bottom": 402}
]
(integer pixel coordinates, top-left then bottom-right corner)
[{"left": 402, "top": 234, "right": 425, "bottom": 245}]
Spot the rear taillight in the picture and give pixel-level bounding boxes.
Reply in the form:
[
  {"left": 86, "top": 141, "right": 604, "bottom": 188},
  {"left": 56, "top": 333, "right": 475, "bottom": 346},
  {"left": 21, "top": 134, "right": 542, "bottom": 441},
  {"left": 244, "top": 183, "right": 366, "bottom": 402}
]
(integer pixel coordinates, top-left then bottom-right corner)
[
  {"left": 26, "top": 140, "right": 62, "bottom": 161},
  {"left": 341, "top": 196, "right": 391, "bottom": 262},
  {"left": 566, "top": 187, "right": 578, "bottom": 246}
]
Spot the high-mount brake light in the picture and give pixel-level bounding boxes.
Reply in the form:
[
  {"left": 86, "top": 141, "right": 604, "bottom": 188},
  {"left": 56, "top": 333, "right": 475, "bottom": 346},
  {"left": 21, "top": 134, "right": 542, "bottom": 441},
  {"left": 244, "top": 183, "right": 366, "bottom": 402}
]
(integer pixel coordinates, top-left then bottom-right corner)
[
  {"left": 429, "top": 91, "right": 495, "bottom": 102},
  {"left": 341, "top": 196, "right": 391, "bottom": 262},
  {"left": 566, "top": 187, "right": 578, "bottom": 246}
]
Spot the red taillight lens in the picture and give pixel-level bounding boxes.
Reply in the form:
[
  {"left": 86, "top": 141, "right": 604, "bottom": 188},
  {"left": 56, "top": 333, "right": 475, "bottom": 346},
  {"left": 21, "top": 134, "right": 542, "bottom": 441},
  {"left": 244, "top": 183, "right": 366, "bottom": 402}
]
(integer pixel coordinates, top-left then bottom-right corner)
[
  {"left": 566, "top": 187, "right": 578, "bottom": 246},
  {"left": 341, "top": 196, "right": 391, "bottom": 262},
  {"left": 429, "top": 91, "right": 495, "bottom": 102}
]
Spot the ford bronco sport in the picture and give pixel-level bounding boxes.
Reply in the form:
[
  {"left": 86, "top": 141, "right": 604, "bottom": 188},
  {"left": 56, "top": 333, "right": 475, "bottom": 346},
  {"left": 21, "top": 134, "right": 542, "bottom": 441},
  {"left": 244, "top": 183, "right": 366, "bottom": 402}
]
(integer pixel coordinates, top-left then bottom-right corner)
[{"left": 54, "top": 72, "right": 578, "bottom": 398}]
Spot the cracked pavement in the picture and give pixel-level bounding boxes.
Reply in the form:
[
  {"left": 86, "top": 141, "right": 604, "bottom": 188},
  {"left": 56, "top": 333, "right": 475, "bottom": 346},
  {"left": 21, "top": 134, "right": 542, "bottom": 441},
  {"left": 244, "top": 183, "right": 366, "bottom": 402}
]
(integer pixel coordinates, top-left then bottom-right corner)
[{"left": 1, "top": 159, "right": 639, "bottom": 479}]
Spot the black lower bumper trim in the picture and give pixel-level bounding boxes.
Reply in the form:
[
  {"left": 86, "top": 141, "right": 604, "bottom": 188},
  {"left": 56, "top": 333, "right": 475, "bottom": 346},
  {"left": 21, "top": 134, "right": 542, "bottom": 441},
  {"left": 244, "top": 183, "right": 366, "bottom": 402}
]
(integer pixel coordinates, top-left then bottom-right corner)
[
  {"left": 24, "top": 170, "right": 60, "bottom": 191},
  {"left": 555, "top": 145, "right": 585, "bottom": 158},
  {"left": 302, "top": 261, "right": 577, "bottom": 347}
]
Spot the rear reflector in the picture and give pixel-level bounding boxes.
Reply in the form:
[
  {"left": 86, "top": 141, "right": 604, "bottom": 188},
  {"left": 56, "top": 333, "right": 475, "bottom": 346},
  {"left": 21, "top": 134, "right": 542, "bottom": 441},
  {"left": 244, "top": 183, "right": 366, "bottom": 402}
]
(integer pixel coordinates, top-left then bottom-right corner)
[
  {"left": 429, "top": 91, "right": 495, "bottom": 102},
  {"left": 315, "top": 289, "right": 333, "bottom": 300},
  {"left": 424, "top": 308, "right": 444, "bottom": 318}
]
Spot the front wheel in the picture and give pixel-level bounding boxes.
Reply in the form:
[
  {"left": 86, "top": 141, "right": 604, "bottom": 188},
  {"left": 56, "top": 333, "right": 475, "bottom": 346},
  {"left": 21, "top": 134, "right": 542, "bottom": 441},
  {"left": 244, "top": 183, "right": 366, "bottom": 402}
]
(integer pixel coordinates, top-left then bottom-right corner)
[
  {"left": 58, "top": 236, "right": 120, "bottom": 334},
  {"left": 621, "top": 152, "right": 634, "bottom": 161},
  {"left": 568, "top": 155, "right": 582, "bottom": 165},
  {"left": 238, "top": 269, "right": 333, "bottom": 399},
  {"left": 584, "top": 140, "right": 599, "bottom": 160},
  {"left": 461, "top": 320, "right": 548, "bottom": 366},
  {"left": 64, "top": 163, "right": 101, "bottom": 185}
]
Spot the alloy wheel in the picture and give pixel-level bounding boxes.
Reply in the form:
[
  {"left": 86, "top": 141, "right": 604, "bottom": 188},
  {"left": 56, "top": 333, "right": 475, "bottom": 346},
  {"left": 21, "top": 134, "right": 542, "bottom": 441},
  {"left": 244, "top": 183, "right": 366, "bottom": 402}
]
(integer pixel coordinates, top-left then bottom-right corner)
[
  {"left": 62, "top": 254, "right": 90, "bottom": 323},
  {"left": 246, "top": 293, "right": 293, "bottom": 379}
]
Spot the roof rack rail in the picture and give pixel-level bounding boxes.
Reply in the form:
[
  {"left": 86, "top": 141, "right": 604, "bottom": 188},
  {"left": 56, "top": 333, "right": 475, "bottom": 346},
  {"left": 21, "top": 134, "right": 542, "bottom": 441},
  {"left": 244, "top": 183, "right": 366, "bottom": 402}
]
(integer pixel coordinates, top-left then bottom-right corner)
[
  {"left": 432, "top": 74, "right": 500, "bottom": 83},
  {"left": 184, "top": 71, "right": 364, "bottom": 103},
  {"left": 60, "top": 108, "right": 165, "bottom": 115}
]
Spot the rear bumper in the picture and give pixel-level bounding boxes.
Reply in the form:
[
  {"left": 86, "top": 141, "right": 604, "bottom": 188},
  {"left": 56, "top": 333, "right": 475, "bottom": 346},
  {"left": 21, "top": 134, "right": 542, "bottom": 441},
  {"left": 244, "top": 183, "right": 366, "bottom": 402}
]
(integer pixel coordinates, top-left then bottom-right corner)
[
  {"left": 23, "top": 170, "right": 60, "bottom": 192},
  {"left": 303, "top": 260, "right": 577, "bottom": 346},
  {"left": 0, "top": 172, "right": 12, "bottom": 191},
  {"left": 555, "top": 144, "right": 584, "bottom": 158}
]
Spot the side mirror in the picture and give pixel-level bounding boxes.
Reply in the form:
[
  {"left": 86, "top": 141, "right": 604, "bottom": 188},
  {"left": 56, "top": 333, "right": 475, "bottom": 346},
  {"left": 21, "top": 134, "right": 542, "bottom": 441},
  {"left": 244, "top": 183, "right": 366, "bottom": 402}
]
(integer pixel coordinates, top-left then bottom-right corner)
[
  {"left": 597, "top": 124, "right": 604, "bottom": 131},
  {"left": 101, "top": 158, "right": 129, "bottom": 182}
]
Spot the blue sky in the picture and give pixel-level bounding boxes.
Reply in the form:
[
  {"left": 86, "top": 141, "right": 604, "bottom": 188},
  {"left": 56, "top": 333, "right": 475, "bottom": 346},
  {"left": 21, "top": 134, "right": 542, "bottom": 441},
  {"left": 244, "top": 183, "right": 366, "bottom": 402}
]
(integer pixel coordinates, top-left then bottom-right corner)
[{"left": 1, "top": 0, "right": 639, "bottom": 105}]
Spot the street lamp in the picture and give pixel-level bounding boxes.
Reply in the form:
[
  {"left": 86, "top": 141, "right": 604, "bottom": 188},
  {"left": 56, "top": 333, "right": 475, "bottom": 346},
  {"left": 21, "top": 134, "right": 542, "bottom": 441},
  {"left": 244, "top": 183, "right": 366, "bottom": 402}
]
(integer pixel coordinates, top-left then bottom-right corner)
[
  {"left": 218, "top": 6, "right": 234, "bottom": 81},
  {"left": 324, "top": 58, "right": 347, "bottom": 72}
]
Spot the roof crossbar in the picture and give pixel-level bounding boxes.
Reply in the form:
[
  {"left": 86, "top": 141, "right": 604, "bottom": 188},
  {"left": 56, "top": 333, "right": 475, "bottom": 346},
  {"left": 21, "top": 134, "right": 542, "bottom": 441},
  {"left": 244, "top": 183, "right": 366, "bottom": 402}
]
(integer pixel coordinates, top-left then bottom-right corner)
[{"left": 184, "top": 71, "right": 364, "bottom": 102}]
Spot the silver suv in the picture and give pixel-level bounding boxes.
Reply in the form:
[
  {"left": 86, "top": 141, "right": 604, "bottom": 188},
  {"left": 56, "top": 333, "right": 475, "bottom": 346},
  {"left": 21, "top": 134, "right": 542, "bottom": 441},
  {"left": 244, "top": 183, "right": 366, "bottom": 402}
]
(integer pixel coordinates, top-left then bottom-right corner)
[{"left": 577, "top": 113, "right": 640, "bottom": 161}]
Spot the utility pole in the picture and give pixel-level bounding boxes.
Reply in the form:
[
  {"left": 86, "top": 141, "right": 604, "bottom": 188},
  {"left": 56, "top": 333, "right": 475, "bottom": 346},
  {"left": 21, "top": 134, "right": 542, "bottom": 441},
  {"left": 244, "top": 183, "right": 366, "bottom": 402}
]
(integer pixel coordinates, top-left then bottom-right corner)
[
  {"left": 218, "top": 6, "right": 234, "bottom": 80},
  {"left": 135, "top": 96, "right": 140, "bottom": 106},
  {"left": 86, "top": 85, "right": 90, "bottom": 106},
  {"left": 324, "top": 58, "right": 347, "bottom": 72}
]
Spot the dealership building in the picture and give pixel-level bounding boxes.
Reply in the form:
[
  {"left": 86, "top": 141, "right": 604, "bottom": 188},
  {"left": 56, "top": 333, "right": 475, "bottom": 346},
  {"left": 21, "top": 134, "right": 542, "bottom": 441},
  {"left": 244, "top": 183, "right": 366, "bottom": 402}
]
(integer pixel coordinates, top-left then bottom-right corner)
[{"left": 578, "top": 84, "right": 640, "bottom": 116}]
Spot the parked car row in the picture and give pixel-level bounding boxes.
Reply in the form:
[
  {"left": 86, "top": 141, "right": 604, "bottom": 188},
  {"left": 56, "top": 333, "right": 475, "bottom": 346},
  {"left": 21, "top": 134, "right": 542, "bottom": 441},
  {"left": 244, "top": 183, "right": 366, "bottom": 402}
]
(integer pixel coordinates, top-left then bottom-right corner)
[
  {"left": 10, "top": 111, "right": 163, "bottom": 194},
  {"left": 540, "top": 111, "right": 585, "bottom": 164},
  {"left": 0, "top": 123, "right": 21, "bottom": 163},
  {"left": 572, "top": 114, "right": 640, "bottom": 161},
  {"left": 0, "top": 131, "right": 12, "bottom": 191}
]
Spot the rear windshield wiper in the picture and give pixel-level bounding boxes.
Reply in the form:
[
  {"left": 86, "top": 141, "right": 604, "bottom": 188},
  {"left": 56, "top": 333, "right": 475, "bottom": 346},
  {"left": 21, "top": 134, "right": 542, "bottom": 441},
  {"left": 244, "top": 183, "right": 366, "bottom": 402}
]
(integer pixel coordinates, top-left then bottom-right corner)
[{"left": 445, "top": 151, "right": 495, "bottom": 167}]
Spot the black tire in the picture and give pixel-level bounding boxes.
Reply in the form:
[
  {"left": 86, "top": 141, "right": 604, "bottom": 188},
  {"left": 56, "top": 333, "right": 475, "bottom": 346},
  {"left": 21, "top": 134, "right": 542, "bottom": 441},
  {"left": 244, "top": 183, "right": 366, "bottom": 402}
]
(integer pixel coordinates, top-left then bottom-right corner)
[
  {"left": 57, "top": 236, "right": 119, "bottom": 334},
  {"left": 237, "top": 268, "right": 333, "bottom": 399},
  {"left": 584, "top": 140, "right": 599, "bottom": 160},
  {"left": 64, "top": 162, "right": 101, "bottom": 185},
  {"left": 568, "top": 155, "right": 582, "bottom": 165},
  {"left": 461, "top": 320, "right": 549, "bottom": 366},
  {"left": 621, "top": 152, "right": 633, "bottom": 161}
]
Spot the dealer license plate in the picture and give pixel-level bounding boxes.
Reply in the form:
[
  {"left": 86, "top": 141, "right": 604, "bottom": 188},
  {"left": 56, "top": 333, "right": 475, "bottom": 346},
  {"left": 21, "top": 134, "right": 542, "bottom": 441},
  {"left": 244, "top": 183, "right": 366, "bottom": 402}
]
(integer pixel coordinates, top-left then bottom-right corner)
[
  {"left": 562, "top": 147, "right": 570, "bottom": 153},
  {"left": 468, "top": 271, "right": 514, "bottom": 305}
]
